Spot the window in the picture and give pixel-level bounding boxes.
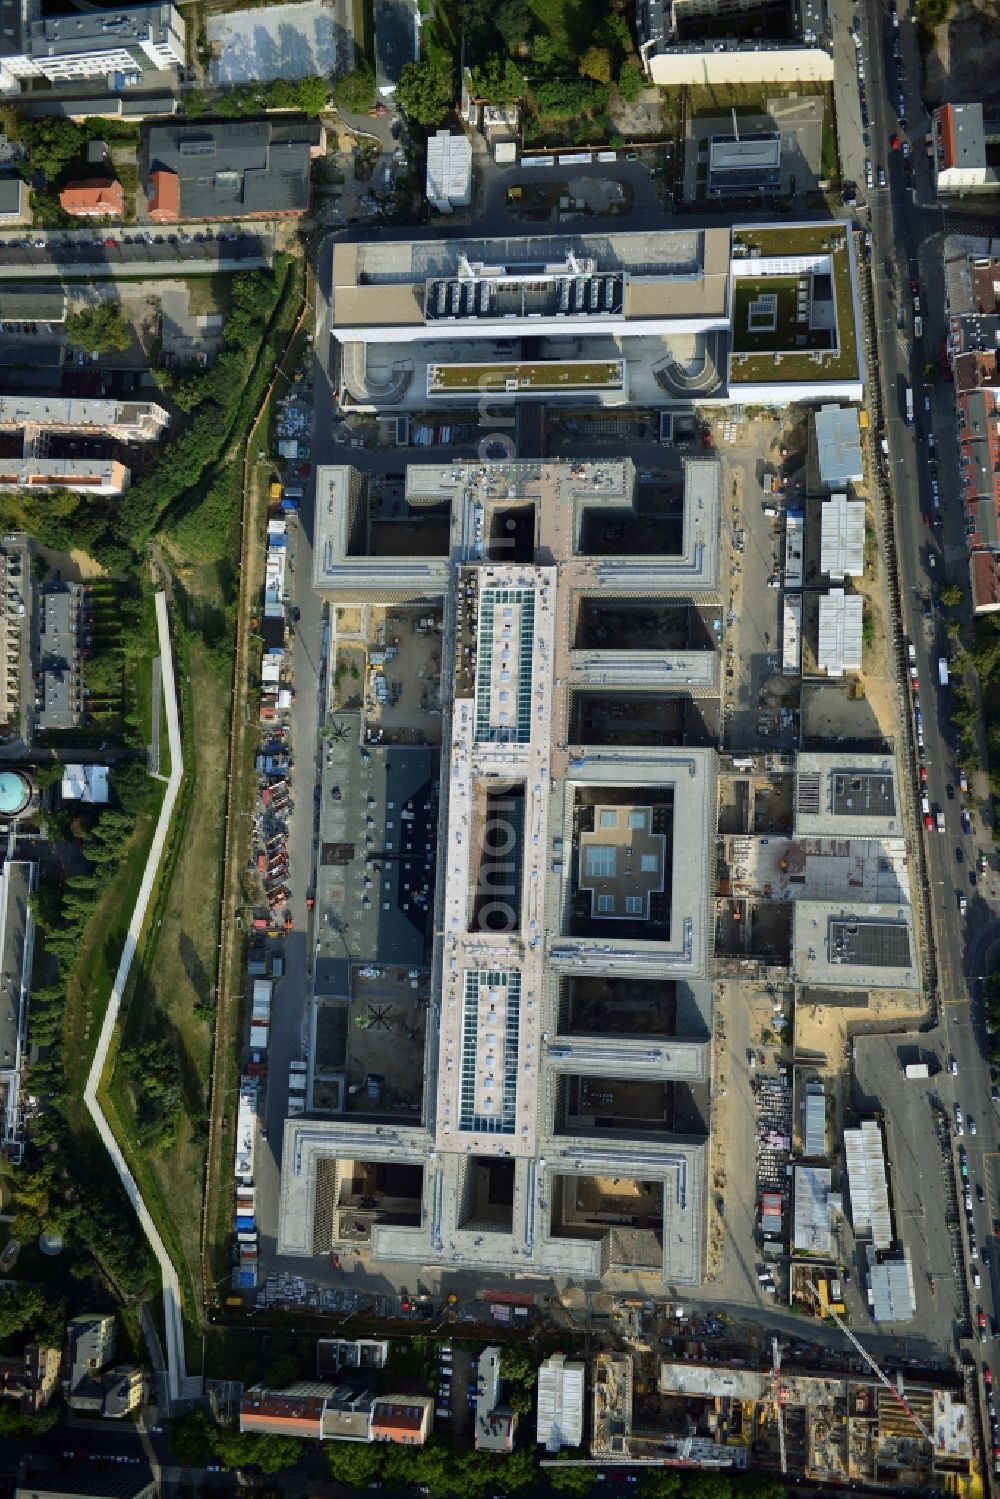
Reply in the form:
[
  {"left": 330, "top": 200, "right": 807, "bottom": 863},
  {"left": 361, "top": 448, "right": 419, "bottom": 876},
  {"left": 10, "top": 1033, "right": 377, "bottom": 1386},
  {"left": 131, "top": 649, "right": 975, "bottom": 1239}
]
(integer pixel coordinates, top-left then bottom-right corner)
[
  {"left": 586, "top": 846, "right": 616, "bottom": 878},
  {"left": 625, "top": 895, "right": 643, "bottom": 914},
  {"left": 597, "top": 894, "right": 615, "bottom": 913},
  {"left": 600, "top": 809, "right": 618, "bottom": 828},
  {"left": 628, "top": 810, "right": 646, "bottom": 829},
  {"left": 640, "top": 853, "right": 660, "bottom": 873}
]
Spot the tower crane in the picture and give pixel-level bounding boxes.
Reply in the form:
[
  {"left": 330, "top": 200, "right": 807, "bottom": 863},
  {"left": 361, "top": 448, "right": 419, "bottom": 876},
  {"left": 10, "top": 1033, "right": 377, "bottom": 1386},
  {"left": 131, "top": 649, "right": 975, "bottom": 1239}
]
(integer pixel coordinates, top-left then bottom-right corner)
[
  {"left": 771, "top": 1336, "right": 788, "bottom": 1475},
  {"left": 811, "top": 1279, "right": 937, "bottom": 1448}
]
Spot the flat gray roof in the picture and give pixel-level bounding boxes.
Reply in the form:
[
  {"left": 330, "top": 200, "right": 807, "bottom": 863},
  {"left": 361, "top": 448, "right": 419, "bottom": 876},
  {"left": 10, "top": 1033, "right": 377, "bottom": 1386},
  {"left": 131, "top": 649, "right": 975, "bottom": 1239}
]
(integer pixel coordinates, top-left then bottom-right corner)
[
  {"left": 795, "top": 752, "right": 903, "bottom": 838},
  {"left": 0, "top": 287, "right": 65, "bottom": 322},
  {"left": 316, "top": 711, "right": 435, "bottom": 971},
  {"left": 147, "top": 117, "right": 320, "bottom": 218},
  {"left": 793, "top": 900, "right": 918, "bottom": 990}
]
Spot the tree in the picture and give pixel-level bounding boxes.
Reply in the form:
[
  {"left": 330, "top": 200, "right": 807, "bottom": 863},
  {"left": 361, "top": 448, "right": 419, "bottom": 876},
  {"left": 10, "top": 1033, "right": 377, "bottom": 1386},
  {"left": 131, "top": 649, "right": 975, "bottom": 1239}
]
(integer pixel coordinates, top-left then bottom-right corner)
[
  {"left": 396, "top": 58, "right": 454, "bottom": 126},
  {"left": 111, "top": 760, "right": 156, "bottom": 815},
  {"left": 494, "top": 0, "right": 534, "bottom": 46},
  {"left": 579, "top": 45, "right": 613, "bottom": 84},
  {"left": 18, "top": 117, "right": 86, "bottom": 183},
  {"left": 534, "top": 79, "right": 607, "bottom": 118},
  {"left": 941, "top": 582, "right": 963, "bottom": 608},
  {"left": 549, "top": 1463, "right": 599, "bottom": 1494},
  {"left": 326, "top": 1440, "right": 385, "bottom": 1483},
  {"left": 0, "top": 1285, "right": 45, "bottom": 1338},
  {"left": 470, "top": 56, "right": 525, "bottom": 104},
  {"left": 508, "top": 1386, "right": 533, "bottom": 1416},
  {"left": 264, "top": 75, "right": 327, "bottom": 115},
  {"left": 617, "top": 61, "right": 644, "bottom": 101},
  {"left": 213, "top": 1428, "right": 303, "bottom": 1475},
  {"left": 65, "top": 300, "right": 131, "bottom": 355},
  {"left": 332, "top": 61, "right": 376, "bottom": 114},
  {"left": 499, "top": 1347, "right": 537, "bottom": 1387},
  {"left": 169, "top": 1410, "right": 217, "bottom": 1465},
  {"left": 638, "top": 1472, "right": 681, "bottom": 1499}
]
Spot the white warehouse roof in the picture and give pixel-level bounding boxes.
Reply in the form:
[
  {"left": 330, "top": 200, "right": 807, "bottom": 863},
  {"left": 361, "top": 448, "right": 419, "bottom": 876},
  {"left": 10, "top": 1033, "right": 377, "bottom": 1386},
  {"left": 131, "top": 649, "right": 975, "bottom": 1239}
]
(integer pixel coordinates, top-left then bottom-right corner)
[
  {"left": 844, "top": 1120, "right": 892, "bottom": 1247},
  {"left": 794, "top": 1165, "right": 834, "bottom": 1254},
  {"left": 868, "top": 1250, "right": 915, "bottom": 1323},
  {"left": 536, "top": 1353, "right": 585, "bottom": 1452},
  {"left": 820, "top": 493, "right": 865, "bottom": 580},
  {"left": 804, "top": 1083, "right": 826, "bottom": 1158},
  {"left": 818, "top": 589, "right": 863, "bottom": 676},
  {"left": 426, "top": 130, "right": 472, "bottom": 210}
]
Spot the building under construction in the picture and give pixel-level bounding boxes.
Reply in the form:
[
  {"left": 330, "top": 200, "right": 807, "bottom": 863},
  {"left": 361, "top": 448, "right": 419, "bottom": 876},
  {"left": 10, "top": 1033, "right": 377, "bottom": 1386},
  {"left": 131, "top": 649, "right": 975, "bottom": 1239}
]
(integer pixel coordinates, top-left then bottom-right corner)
[{"left": 652, "top": 1359, "right": 972, "bottom": 1489}]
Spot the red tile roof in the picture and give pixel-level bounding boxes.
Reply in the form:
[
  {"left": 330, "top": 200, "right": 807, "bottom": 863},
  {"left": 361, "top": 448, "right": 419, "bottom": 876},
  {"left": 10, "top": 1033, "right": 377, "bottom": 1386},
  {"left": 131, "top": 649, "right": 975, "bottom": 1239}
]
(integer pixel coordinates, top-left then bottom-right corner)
[
  {"left": 59, "top": 180, "right": 123, "bottom": 216},
  {"left": 970, "top": 550, "right": 1000, "bottom": 613},
  {"left": 147, "top": 169, "right": 179, "bottom": 222}
]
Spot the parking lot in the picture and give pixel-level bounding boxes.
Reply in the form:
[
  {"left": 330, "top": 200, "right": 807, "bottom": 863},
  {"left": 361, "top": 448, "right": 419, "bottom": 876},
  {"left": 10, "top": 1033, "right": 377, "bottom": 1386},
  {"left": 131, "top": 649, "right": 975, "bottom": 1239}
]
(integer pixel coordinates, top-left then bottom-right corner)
[{"left": 854, "top": 1031, "right": 965, "bottom": 1346}]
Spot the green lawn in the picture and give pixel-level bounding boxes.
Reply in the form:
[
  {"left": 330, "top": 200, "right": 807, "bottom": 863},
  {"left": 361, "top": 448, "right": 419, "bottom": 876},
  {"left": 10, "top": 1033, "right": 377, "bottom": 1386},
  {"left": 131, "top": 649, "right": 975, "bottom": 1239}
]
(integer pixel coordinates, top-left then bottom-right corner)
[
  {"left": 730, "top": 226, "right": 859, "bottom": 385},
  {"left": 104, "top": 631, "right": 230, "bottom": 1362},
  {"left": 429, "top": 360, "right": 624, "bottom": 391},
  {"left": 731, "top": 276, "right": 831, "bottom": 355}
]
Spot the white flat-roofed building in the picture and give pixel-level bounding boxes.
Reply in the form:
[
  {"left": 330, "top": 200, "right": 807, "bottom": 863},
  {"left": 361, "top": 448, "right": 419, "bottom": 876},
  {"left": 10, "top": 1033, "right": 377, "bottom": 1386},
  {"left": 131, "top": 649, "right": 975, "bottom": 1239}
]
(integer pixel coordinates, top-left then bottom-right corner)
[
  {"left": 0, "top": 860, "right": 35, "bottom": 1162},
  {"left": 0, "top": 395, "right": 169, "bottom": 441},
  {"left": 817, "top": 588, "right": 863, "bottom": 676},
  {"left": 425, "top": 131, "right": 472, "bottom": 214},
  {"left": 793, "top": 1164, "right": 833, "bottom": 1255},
  {"left": 867, "top": 1248, "right": 916, "bottom": 1322},
  {"left": 844, "top": 1119, "right": 892, "bottom": 1247},
  {"left": 792, "top": 900, "right": 918, "bottom": 991},
  {"left": 0, "top": 457, "right": 129, "bottom": 494},
  {"left": 785, "top": 508, "right": 804, "bottom": 588},
  {"left": 932, "top": 103, "right": 1000, "bottom": 196},
  {"left": 537, "top": 1354, "right": 585, "bottom": 1452},
  {"left": 330, "top": 228, "right": 733, "bottom": 346},
  {"left": 708, "top": 132, "right": 782, "bottom": 197},
  {"left": 820, "top": 492, "right": 865, "bottom": 580},
  {"left": 61, "top": 764, "right": 109, "bottom": 803},
  {"left": 794, "top": 753, "right": 903, "bottom": 839},
  {"left": 782, "top": 592, "right": 801, "bottom": 676}
]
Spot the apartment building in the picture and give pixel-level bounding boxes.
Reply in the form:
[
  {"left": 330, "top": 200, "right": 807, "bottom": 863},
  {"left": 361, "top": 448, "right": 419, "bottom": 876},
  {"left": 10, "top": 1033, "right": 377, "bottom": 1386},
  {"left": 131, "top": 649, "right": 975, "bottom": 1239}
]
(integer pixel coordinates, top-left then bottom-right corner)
[
  {"left": 0, "top": 1343, "right": 58, "bottom": 1413},
  {"left": 942, "top": 236, "right": 1000, "bottom": 611},
  {"left": 0, "top": 860, "right": 36, "bottom": 1163},
  {"left": 240, "top": 1384, "right": 433, "bottom": 1444},
  {"left": 0, "top": 2, "right": 184, "bottom": 93},
  {"left": 58, "top": 181, "right": 125, "bottom": 217},
  {"left": 930, "top": 104, "right": 1000, "bottom": 197}
]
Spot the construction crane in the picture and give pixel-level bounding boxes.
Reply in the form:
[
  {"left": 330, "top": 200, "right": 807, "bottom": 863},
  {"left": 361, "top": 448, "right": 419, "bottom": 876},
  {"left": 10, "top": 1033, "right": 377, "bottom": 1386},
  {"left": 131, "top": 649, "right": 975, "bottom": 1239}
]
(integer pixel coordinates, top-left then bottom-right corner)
[
  {"left": 771, "top": 1336, "right": 788, "bottom": 1475},
  {"left": 812, "top": 1281, "right": 937, "bottom": 1448}
]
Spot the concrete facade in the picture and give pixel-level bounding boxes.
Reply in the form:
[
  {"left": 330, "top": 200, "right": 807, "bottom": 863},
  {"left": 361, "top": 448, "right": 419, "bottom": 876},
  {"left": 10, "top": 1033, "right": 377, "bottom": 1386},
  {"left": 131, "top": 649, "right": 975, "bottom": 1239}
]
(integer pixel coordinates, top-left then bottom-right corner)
[{"left": 280, "top": 456, "right": 721, "bottom": 1288}]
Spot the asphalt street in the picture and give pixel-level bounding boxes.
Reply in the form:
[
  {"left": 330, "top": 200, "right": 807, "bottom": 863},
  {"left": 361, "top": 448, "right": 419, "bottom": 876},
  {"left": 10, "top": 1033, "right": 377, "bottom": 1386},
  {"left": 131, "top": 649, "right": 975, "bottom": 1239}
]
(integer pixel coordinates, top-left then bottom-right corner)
[
  {"left": 0, "top": 224, "right": 272, "bottom": 276},
  {"left": 845, "top": 0, "right": 1000, "bottom": 1417}
]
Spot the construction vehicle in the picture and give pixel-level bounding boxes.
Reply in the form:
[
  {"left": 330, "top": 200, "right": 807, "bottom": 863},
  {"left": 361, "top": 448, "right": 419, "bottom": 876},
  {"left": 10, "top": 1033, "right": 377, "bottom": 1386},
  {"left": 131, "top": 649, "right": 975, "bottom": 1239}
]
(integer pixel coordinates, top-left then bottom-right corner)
[{"left": 808, "top": 1277, "right": 936, "bottom": 1447}]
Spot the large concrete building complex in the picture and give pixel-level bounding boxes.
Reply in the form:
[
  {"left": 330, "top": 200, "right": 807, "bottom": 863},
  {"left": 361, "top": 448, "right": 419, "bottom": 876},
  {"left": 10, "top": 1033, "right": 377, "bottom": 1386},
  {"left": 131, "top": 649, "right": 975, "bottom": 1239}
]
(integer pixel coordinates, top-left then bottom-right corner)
[
  {"left": 277, "top": 456, "right": 722, "bottom": 1288},
  {"left": 330, "top": 224, "right": 862, "bottom": 410}
]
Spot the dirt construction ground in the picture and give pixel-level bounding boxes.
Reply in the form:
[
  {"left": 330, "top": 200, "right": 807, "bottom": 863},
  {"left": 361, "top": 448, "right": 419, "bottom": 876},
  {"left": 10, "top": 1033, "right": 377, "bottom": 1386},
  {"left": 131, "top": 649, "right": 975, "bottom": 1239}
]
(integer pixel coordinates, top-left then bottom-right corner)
[{"left": 922, "top": 0, "right": 1000, "bottom": 108}]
